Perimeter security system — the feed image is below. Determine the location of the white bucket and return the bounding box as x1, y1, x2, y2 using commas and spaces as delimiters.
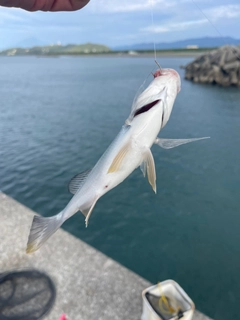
141, 280, 195, 320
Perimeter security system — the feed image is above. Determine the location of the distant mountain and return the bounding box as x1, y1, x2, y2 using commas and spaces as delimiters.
16, 37, 46, 48
0, 43, 111, 56
113, 37, 240, 51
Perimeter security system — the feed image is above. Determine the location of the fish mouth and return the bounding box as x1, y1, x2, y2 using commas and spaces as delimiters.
153, 69, 171, 78
153, 68, 179, 78
153, 69, 162, 78
153, 68, 181, 92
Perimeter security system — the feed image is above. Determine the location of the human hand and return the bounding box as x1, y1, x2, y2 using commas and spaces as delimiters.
0, 0, 90, 11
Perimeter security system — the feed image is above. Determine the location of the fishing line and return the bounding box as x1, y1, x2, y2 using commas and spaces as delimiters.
192, 0, 224, 40
149, 0, 162, 70
191, 0, 240, 61
130, 0, 162, 117
150, 0, 157, 62
132, 0, 161, 98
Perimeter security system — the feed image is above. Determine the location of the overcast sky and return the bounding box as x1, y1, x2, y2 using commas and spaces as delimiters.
0, 0, 240, 49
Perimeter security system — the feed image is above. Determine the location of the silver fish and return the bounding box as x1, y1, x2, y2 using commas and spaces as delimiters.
26, 68, 209, 253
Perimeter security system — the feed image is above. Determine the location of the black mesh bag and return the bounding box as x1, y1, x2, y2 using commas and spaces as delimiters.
0, 270, 56, 320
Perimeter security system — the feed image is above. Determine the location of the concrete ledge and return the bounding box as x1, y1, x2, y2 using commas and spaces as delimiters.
0, 193, 212, 320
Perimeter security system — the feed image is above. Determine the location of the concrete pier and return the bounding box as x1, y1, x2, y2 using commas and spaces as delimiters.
0, 192, 212, 320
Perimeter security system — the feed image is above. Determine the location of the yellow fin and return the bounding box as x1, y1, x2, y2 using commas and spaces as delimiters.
81, 208, 88, 218
80, 198, 99, 227
26, 243, 36, 254
108, 142, 131, 173
146, 149, 157, 193
26, 214, 63, 254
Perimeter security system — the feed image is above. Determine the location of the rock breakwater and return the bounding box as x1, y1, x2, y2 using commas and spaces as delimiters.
185, 45, 240, 87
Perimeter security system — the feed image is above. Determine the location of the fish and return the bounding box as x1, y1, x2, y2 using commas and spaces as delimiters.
26, 67, 209, 254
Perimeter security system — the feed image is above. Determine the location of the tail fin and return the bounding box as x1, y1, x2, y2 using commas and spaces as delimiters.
26, 212, 63, 254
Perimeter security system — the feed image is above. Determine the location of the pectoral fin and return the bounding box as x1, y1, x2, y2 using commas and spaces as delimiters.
108, 141, 131, 173
155, 137, 210, 149
145, 149, 157, 193
81, 198, 99, 227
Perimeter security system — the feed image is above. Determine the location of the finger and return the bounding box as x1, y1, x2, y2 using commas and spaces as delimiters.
0, 0, 90, 11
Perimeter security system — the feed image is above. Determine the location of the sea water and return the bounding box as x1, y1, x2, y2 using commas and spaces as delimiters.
0, 56, 240, 319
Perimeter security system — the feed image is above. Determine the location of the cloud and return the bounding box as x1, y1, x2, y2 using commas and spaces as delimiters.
88, 0, 175, 13
139, 3, 240, 35
87, 0, 216, 13
0, 8, 30, 23
0, 0, 239, 49
206, 5, 240, 20
142, 19, 207, 33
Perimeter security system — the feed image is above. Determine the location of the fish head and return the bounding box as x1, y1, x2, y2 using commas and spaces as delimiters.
152, 68, 181, 128
153, 68, 181, 94
127, 68, 181, 129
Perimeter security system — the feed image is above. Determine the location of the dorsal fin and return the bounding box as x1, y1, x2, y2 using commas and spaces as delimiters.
68, 169, 92, 194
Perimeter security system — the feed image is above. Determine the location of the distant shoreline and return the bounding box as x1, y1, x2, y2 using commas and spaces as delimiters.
0, 51, 209, 58
0, 45, 215, 58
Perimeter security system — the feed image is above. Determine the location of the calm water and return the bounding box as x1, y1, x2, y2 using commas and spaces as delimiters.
0, 56, 240, 319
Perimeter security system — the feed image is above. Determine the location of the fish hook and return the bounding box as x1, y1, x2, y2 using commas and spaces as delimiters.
155, 59, 162, 70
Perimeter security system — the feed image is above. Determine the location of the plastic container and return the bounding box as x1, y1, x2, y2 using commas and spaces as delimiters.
141, 280, 195, 320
